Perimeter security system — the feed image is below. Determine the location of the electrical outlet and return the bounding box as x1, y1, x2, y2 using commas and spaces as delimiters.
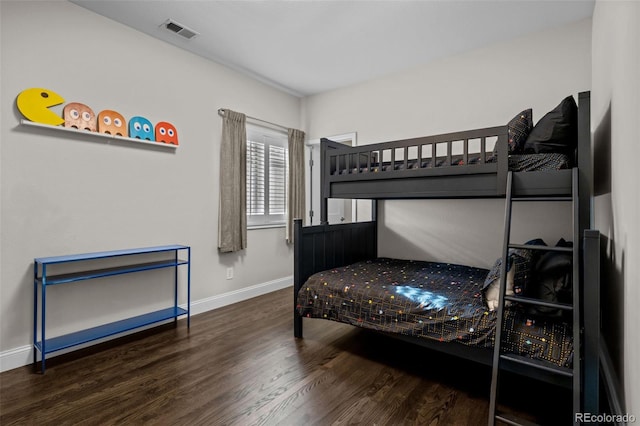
226, 267, 234, 280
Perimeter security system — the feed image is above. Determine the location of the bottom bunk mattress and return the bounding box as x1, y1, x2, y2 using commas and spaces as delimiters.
296, 258, 573, 368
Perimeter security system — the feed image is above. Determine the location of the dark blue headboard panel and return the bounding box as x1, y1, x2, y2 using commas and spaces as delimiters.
293, 219, 377, 337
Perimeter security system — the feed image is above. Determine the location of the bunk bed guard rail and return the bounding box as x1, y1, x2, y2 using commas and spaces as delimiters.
320, 126, 509, 208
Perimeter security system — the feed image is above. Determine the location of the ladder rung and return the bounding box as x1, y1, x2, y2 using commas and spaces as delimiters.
511, 197, 572, 202
504, 295, 573, 310
508, 244, 572, 253
499, 354, 574, 377
495, 412, 541, 426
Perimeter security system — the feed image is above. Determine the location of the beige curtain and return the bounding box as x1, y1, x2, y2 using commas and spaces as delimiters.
218, 110, 247, 253
287, 128, 306, 243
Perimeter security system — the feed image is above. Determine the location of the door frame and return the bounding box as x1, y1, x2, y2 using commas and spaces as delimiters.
306, 132, 357, 225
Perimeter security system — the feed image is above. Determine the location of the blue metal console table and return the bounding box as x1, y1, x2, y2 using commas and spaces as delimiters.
33, 245, 190, 373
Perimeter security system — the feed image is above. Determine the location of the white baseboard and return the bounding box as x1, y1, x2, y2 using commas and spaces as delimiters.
187, 276, 292, 315
0, 276, 292, 373
0, 345, 33, 374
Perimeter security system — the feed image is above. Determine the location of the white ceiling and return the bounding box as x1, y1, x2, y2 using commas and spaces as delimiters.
71, 0, 595, 97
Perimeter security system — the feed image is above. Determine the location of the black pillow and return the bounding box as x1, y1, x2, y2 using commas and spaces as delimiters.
523, 96, 577, 156
483, 238, 546, 294
494, 109, 533, 155
507, 109, 533, 154
524, 239, 573, 318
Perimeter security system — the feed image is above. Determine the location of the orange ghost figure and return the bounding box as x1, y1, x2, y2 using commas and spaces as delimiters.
97, 110, 127, 136
63, 102, 96, 131
155, 121, 179, 145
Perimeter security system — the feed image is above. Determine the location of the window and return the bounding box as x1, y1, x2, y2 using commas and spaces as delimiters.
246, 125, 288, 228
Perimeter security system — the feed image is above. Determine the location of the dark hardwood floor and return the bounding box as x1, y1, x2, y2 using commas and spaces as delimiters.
0, 288, 571, 425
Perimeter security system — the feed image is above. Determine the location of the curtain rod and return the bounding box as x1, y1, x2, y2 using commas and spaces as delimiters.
217, 108, 289, 132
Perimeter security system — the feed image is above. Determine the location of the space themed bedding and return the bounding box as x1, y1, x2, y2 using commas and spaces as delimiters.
296, 257, 573, 368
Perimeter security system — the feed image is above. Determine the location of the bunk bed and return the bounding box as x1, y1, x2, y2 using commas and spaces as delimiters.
294, 92, 599, 423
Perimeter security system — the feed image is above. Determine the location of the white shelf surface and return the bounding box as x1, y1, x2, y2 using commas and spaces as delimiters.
20, 119, 179, 149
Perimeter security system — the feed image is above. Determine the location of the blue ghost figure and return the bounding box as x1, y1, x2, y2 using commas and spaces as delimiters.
128, 116, 154, 141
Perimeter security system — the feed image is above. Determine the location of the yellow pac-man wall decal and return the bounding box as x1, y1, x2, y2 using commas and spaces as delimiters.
16, 88, 65, 126
16, 87, 179, 145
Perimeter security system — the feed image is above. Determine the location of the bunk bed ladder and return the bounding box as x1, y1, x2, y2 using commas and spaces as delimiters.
488, 169, 579, 426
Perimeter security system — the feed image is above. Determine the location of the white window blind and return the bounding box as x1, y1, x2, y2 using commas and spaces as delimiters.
247, 140, 265, 216
246, 125, 288, 227
268, 144, 287, 215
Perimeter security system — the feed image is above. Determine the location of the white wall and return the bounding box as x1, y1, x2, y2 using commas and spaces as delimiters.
304, 19, 592, 268
592, 0, 640, 416
0, 1, 298, 369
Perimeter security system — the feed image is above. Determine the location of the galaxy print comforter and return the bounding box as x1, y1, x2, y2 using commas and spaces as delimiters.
296, 258, 573, 367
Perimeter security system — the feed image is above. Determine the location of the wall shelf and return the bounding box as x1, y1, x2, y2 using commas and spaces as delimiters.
20, 119, 179, 149
33, 245, 190, 373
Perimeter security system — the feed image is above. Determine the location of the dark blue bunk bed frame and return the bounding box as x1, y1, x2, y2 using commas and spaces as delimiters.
294, 92, 599, 421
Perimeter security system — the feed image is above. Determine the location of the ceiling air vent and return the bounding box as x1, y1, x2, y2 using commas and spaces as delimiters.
162, 19, 199, 40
